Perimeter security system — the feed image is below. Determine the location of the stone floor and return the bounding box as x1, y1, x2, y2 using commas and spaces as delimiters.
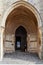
0, 51, 43, 64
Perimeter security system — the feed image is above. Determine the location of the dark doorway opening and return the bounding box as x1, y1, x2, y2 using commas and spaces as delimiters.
15, 26, 27, 52
15, 36, 21, 50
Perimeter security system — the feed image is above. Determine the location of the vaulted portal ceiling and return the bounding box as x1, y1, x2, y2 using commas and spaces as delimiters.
5, 6, 38, 34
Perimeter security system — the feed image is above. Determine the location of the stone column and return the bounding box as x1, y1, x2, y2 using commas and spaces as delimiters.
38, 27, 42, 59
0, 26, 4, 61
0, 0, 4, 61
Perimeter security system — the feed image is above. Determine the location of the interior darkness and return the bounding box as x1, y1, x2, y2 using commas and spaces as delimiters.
15, 26, 27, 52
15, 36, 21, 50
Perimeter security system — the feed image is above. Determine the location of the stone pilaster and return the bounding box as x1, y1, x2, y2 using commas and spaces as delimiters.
0, 0, 4, 60
37, 27, 42, 59
0, 26, 4, 60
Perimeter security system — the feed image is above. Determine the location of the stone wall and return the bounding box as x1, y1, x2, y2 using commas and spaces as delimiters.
39, 0, 43, 59
0, 0, 4, 60
1, 0, 40, 16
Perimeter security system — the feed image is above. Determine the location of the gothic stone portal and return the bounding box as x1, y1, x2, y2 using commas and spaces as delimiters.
0, 1, 42, 60
4, 5, 41, 55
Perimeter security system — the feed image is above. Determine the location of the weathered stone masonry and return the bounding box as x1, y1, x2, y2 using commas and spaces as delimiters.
0, 0, 43, 60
